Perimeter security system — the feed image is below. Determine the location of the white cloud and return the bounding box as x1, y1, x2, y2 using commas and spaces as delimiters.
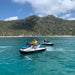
4, 16, 18, 21
12, 0, 75, 16
61, 13, 71, 19
68, 17, 75, 20
38, 14, 44, 17
60, 13, 75, 20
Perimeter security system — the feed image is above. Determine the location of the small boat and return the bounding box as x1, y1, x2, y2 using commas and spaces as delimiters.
19, 44, 46, 54
42, 43, 54, 46
42, 41, 54, 46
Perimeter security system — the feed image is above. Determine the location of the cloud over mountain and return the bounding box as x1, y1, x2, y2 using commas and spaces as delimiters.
4, 16, 18, 21
12, 0, 75, 16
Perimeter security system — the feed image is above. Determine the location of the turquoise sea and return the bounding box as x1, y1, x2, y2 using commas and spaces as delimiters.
0, 37, 75, 75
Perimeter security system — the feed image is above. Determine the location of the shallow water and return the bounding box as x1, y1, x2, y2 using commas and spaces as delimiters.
0, 37, 75, 75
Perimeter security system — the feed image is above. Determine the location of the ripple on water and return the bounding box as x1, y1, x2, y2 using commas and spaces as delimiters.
0, 37, 75, 75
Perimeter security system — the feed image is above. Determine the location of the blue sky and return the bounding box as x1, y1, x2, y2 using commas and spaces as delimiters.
0, 0, 75, 21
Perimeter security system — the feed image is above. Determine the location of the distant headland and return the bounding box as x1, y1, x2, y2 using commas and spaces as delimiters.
0, 15, 75, 36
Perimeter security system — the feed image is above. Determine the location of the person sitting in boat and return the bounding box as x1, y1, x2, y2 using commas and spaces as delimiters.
31, 39, 37, 50
44, 39, 49, 43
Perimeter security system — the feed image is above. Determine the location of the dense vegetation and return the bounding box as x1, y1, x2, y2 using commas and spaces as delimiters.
0, 15, 75, 36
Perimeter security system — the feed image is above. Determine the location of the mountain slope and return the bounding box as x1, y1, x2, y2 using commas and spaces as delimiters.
0, 15, 75, 36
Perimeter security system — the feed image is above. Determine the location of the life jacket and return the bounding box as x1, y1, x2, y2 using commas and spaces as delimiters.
32, 40, 37, 45
44, 39, 47, 42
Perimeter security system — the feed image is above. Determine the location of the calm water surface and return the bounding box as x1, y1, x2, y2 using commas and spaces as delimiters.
0, 37, 75, 75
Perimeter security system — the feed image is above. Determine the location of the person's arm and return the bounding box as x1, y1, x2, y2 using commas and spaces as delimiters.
36, 41, 38, 44
30, 41, 33, 44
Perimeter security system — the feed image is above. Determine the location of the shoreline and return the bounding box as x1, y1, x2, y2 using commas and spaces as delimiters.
0, 35, 75, 37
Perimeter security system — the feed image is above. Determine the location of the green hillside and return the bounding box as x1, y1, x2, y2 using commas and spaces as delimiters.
0, 15, 75, 36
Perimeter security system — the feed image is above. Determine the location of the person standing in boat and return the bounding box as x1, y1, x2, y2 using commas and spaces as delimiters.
31, 39, 37, 50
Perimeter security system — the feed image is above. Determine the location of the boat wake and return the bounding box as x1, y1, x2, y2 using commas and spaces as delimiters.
46, 46, 75, 52
24, 56, 32, 60
46, 46, 64, 51
0, 46, 11, 49
0, 46, 12, 53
